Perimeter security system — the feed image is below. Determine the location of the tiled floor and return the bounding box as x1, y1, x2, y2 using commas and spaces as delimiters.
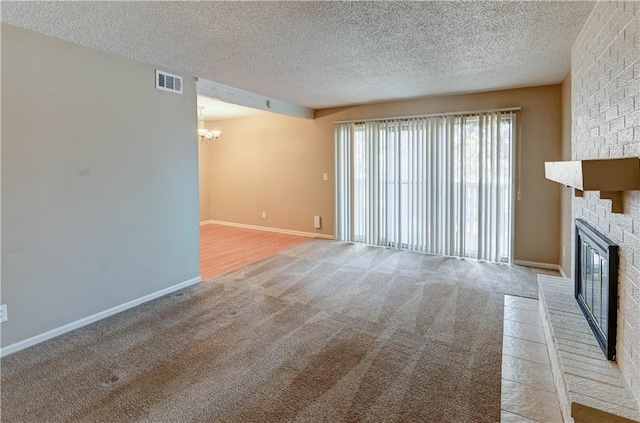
501, 295, 563, 422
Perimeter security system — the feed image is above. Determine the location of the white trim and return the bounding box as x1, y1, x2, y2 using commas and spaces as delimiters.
196, 78, 314, 119
0, 276, 202, 357
201, 220, 334, 240
513, 260, 562, 272
558, 266, 569, 279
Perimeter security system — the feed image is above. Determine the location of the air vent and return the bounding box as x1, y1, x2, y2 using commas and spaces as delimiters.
156, 70, 183, 94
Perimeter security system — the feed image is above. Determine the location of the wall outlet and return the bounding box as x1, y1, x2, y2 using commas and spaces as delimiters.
562, 245, 565, 258
323, 173, 328, 181
262, 211, 266, 219
314, 216, 321, 229
0, 304, 7, 323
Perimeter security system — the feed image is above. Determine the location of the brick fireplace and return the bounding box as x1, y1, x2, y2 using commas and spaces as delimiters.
571, 0, 640, 404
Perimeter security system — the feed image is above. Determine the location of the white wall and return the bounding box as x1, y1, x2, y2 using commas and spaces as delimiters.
570, 1, 640, 400
1, 24, 200, 349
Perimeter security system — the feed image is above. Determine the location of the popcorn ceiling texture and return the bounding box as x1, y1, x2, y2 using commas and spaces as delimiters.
571, 0, 640, 405
1, 1, 593, 109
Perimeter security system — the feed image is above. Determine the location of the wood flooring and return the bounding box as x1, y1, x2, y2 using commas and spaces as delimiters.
200, 223, 310, 280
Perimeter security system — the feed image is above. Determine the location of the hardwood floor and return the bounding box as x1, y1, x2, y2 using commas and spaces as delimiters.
200, 224, 310, 280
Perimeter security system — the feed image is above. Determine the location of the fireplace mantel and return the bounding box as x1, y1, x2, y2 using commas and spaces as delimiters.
544, 158, 640, 213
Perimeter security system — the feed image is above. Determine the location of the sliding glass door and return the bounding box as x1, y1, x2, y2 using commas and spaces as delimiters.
335, 111, 516, 263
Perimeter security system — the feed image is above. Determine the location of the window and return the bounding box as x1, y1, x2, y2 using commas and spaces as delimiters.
335, 111, 516, 263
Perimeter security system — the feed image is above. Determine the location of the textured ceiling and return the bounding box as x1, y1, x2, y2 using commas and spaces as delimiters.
2, 1, 595, 109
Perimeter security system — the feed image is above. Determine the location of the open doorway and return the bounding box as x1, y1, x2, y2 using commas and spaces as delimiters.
196, 95, 310, 280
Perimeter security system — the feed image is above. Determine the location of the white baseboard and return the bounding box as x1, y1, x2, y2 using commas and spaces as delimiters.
558, 267, 569, 279
0, 276, 202, 357
200, 220, 334, 240
514, 260, 562, 273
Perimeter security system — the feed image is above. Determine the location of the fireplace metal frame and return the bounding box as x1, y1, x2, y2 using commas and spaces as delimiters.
574, 218, 619, 360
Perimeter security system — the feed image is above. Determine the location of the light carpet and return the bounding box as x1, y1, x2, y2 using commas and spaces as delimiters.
1, 240, 553, 422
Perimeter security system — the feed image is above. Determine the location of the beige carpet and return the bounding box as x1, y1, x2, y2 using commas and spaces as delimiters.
1, 240, 551, 422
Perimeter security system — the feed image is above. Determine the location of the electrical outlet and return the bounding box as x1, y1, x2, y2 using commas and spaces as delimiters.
262, 211, 266, 219
314, 216, 321, 229
323, 173, 328, 181
0, 304, 7, 323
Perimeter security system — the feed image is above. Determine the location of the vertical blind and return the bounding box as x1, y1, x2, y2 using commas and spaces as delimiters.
334, 111, 516, 263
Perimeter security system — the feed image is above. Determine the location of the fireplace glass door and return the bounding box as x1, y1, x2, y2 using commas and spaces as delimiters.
575, 218, 618, 360
579, 241, 608, 340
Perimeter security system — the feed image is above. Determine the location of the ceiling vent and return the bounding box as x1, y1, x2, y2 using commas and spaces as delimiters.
156, 70, 183, 94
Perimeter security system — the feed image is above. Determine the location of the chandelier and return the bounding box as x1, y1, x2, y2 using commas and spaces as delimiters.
198, 107, 221, 143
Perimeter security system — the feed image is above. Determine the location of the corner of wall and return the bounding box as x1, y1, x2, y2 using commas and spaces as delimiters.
560, 72, 573, 278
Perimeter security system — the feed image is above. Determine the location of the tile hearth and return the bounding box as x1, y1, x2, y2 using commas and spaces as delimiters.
538, 275, 640, 423
501, 295, 563, 422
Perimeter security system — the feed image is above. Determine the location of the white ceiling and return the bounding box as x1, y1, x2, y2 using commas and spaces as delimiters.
2, 1, 595, 110
197, 95, 269, 121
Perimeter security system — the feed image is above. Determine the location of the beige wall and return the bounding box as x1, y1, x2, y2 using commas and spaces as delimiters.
1, 24, 200, 348
199, 112, 334, 236
570, 1, 640, 402
560, 73, 573, 277
198, 141, 211, 221
201, 84, 563, 264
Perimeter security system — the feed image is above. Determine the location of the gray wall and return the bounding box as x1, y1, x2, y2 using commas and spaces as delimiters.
1, 24, 200, 348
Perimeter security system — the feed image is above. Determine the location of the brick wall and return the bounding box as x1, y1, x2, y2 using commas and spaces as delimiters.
572, 0, 640, 403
